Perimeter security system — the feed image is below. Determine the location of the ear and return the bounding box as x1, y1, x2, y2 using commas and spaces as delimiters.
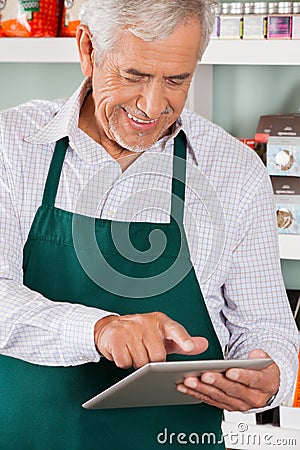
76, 25, 95, 77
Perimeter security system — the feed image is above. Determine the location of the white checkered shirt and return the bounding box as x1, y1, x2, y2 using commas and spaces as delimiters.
0, 79, 298, 409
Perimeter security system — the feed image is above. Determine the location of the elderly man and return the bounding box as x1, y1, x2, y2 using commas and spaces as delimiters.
0, 0, 298, 449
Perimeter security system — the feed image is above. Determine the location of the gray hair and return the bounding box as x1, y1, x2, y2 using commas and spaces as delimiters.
80, 0, 218, 63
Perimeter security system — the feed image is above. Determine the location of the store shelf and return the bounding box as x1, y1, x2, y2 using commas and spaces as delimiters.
0, 38, 79, 63
202, 39, 300, 65
222, 421, 300, 449
0, 38, 300, 64
279, 235, 300, 260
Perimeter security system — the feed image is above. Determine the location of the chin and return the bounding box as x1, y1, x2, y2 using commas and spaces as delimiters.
117, 138, 154, 153
112, 130, 163, 153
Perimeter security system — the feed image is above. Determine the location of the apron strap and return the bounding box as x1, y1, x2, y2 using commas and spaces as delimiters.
41, 132, 187, 213
42, 136, 69, 206
171, 130, 187, 224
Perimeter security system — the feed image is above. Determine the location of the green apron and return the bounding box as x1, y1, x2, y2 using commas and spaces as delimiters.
0, 131, 225, 449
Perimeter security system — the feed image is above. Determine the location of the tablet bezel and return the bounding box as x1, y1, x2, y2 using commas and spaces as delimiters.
82, 358, 273, 410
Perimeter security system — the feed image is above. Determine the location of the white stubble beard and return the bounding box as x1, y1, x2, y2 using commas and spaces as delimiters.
108, 105, 173, 153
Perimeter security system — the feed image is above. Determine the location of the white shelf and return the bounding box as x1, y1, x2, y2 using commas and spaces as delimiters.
0, 38, 300, 64
202, 39, 300, 65
279, 235, 300, 260
0, 38, 79, 63
222, 421, 300, 449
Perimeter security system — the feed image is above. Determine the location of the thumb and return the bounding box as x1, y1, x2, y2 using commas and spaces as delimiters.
166, 336, 208, 355
248, 348, 269, 359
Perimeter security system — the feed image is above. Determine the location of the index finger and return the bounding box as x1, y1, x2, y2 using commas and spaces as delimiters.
162, 319, 196, 352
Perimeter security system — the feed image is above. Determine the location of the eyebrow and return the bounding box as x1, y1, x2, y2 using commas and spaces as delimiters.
124, 68, 191, 80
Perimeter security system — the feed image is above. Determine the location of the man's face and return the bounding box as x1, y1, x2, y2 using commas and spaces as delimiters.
88, 18, 201, 153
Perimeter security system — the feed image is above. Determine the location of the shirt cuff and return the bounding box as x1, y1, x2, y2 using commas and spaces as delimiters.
61, 304, 118, 366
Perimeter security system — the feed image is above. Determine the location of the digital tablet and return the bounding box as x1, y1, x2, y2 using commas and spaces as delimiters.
82, 358, 272, 410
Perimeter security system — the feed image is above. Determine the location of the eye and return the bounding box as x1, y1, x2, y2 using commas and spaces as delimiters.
166, 78, 185, 87
124, 76, 143, 83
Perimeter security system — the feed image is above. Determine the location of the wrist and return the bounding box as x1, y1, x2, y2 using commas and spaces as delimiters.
94, 315, 117, 354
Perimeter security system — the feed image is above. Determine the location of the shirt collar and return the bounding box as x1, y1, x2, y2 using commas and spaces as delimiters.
25, 78, 91, 145
25, 78, 199, 166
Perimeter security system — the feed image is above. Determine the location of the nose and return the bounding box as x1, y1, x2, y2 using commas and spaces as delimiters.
136, 81, 170, 120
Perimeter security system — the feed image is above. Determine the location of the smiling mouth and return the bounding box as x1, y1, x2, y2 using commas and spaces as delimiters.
126, 112, 159, 125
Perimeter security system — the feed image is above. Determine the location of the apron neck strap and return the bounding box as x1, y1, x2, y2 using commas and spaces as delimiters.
42, 136, 69, 206
171, 130, 187, 224
42, 132, 188, 216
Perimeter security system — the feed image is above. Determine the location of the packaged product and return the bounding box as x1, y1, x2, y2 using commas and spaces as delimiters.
267, 137, 300, 177
1, 0, 61, 37
272, 176, 300, 235
60, 0, 84, 37
0, 0, 6, 35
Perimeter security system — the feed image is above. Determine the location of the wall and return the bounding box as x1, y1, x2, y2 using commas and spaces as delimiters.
213, 65, 300, 138
0, 63, 83, 110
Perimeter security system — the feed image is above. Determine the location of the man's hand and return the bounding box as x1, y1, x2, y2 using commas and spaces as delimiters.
94, 312, 208, 369
176, 349, 280, 411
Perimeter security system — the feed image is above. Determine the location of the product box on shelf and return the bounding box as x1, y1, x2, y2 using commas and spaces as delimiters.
256, 114, 300, 142
243, 2, 268, 39
254, 114, 300, 174
0, 0, 61, 37
267, 137, 300, 176
267, 4, 293, 39
60, 0, 84, 37
272, 176, 300, 235
238, 138, 256, 150
293, 2, 300, 38
219, 2, 244, 39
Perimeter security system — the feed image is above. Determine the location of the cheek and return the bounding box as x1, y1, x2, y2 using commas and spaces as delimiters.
93, 95, 111, 125
94, 86, 140, 120
92, 92, 119, 126
169, 89, 190, 114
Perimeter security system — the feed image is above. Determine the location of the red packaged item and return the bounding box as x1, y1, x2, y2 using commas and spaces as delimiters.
0, 0, 6, 36
60, 0, 83, 37
238, 138, 256, 150
1, 0, 61, 37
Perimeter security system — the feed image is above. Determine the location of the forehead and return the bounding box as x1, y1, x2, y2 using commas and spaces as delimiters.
110, 18, 201, 73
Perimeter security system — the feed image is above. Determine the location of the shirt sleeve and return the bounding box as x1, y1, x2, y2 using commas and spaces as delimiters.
0, 146, 115, 367
222, 160, 299, 409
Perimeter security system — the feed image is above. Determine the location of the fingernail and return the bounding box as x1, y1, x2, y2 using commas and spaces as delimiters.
184, 340, 195, 352
227, 369, 239, 381
184, 379, 197, 389
177, 385, 187, 394
202, 374, 215, 384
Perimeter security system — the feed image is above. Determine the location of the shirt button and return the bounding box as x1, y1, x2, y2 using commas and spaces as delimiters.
81, 355, 92, 362
108, 210, 116, 218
